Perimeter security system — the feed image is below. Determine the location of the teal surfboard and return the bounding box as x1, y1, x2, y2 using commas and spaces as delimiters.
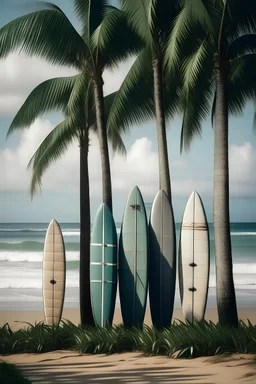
149, 190, 176, 327
90, 203, 117, 327
119, 185, 148, 327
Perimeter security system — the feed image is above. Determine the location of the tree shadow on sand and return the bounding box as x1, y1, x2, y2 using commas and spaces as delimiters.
14, 359, 216, 383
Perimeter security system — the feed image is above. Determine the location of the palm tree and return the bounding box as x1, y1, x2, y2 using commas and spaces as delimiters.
7, 75, 125, 326
0, 0, 141, 212
166, 0, 256, 326
107, 0, 181, 202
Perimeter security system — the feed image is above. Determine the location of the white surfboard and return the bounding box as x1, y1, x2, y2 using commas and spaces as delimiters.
43, 219, 66, 326
179, 191, 210, 323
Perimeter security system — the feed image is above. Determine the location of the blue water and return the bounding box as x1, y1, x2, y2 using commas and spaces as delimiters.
0, 222, 255, 309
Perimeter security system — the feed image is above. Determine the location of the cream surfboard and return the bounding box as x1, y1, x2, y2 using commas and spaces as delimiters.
179, 191, 210, 323
43, 219, 66, 326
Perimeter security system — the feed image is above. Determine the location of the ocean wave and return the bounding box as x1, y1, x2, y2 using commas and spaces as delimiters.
0, 241, 80, 252
0, 251, 79, 262
231, 232, 256, 236
63, 231, 80, 236
0, 269, 79, 289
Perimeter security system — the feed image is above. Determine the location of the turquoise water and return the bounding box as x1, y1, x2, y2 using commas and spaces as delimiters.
0, 222, 255, 309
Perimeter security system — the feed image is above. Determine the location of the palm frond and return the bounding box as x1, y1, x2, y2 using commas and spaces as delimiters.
91, 9, 143, 68
228, 53, 256, 115
121, 0, 152, 43
103, 91, 126, 156
8, 76, 79, 136
226, 0, 256, 38
73, 0, 109, 41
227, 34, 256, 60
182, 38, 212, 94
106, 48, 155, 136
179, 70, 214, 153
0, 6, 86, 67
28, 117, 78, 196
165, 0, 216, 72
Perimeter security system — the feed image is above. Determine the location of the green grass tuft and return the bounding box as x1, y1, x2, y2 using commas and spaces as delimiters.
0, 361, 31, 383
1, 319, 256, 358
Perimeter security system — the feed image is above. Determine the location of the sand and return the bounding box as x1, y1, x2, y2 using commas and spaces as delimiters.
1, 306, 256, 329
1, 351, 256, 383
1, 307, 256, 383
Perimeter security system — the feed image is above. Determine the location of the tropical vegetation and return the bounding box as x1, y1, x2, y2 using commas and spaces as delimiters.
166, 0, 256, 326
1, 320, 256, 357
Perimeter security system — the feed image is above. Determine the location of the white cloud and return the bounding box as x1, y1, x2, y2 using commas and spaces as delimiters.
0, 120, 180, 199
0, 53, 77, 115
1, 120, 254, 200
229, 142, 256, 197
0, 53, 134, 116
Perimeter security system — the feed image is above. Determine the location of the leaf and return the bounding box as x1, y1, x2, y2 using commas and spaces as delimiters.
28, 117, 78, 197
73, 0, 109, 41
165, 0, 216, 72
8, 75, 79, 136
228, 53, 256, 116
106, 48, 155, 136
179, 64, 214, 153
227, 34, 256, 60
91, 8, 143, 68
121, 0, 152, 43
0, 6, 86, 67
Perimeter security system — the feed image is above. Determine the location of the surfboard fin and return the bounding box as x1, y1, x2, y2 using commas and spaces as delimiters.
188, 287, 197, 292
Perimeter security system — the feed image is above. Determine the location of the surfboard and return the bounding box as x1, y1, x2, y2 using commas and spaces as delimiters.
179, 191, 210, 323
90, 203, 117, 327
149, 190, 176, 327
119, 185, 148, 327
43, 219, 66, 326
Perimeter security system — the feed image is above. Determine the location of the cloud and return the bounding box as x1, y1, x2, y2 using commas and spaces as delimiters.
229, 142, 256, 197
0, 119, 181, 199
1, 119, 254, 200
0, 54, 77, 115
0, 53, 134, 116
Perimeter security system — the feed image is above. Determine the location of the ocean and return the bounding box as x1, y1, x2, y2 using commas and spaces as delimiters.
0, 222, 255, 310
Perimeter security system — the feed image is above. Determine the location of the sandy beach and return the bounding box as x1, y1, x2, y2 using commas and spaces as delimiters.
1, 307, 256, 383
1, 350, 255, 383
1, 306, 256, 329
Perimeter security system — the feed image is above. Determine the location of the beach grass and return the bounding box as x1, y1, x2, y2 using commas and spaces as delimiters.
1, 320, 256, 358
0, 361, 31, 383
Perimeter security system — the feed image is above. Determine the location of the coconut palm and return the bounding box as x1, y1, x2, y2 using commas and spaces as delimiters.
0, 0, 141, 212
166, 0, 256, 326
107, 0, 181, 202
7, 74, 125, 326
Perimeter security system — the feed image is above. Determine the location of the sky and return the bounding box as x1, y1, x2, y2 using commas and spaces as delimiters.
0, 0, 255, 223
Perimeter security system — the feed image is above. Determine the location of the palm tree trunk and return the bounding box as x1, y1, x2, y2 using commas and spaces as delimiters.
152, 57, 172, 202
79, 134, 95, 326
214, 62, 238, 326
94, 75, 113, 212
